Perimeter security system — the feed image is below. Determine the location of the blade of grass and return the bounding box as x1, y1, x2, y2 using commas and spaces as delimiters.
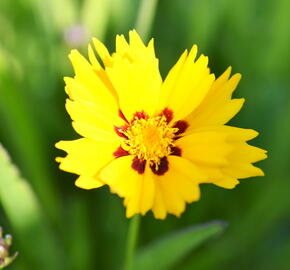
134, 221, 226, 270
66, 196, 92, 270
135, 0, 159, 41
0, 144, 64, 270
0, 48, 60, 223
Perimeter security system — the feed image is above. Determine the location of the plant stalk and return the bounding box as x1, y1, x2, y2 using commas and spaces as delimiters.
123, 215, 141, 270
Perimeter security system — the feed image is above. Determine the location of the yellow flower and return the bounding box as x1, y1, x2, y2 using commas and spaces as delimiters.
56, 30, 267, 219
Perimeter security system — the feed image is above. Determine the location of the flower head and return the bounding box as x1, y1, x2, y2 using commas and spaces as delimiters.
56, 30, 267, 219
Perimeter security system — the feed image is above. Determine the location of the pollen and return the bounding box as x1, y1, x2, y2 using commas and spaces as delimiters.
121, 115, 178, 168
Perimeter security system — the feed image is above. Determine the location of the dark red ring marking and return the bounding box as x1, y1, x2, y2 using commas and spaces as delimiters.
113, 146, 129, 158
132, 157, 146, 174
150, 157, 169, 175
170, 146, 182, 156
118, 109, 129, 123
115, 108, 186, 176
133, 111, 148, 121
114, 125, 128, 139
160, 108, 173, 123
173, 120, 189, 136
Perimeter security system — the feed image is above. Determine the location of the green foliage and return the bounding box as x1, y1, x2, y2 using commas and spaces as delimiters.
0, 0, 289, 269
0, 145, 63, 269
134, 221, 226, 270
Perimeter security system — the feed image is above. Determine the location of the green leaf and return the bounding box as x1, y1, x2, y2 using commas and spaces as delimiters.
0, 144, 64, 270
134, 221, 226, 270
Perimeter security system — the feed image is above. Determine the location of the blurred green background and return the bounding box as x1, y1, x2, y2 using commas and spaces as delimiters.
0, 0, 289, 269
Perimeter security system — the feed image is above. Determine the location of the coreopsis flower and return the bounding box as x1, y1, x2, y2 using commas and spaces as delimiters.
56, 30, 267, 219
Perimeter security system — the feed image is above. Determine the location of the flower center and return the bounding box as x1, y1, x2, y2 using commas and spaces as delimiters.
121, 116, 178, 168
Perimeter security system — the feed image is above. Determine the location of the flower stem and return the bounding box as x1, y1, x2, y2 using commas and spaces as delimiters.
123, 215, 141, 270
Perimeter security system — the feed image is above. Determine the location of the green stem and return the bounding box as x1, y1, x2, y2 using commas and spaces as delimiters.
123, 215, 141, 270
135, 0, 159, 41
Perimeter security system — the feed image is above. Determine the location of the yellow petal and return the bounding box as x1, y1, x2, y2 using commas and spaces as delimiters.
55, 138, 119, 177
229, 143, 267, 163
222, 142, 267, 179
213, 177, 240, 189
106, 31, 162, 120
152, 183, 167, 219
176, 131, 232, 166
65, 99, 121, 137
88, 44, 102, 70
106, 52, 162, 120
191, 125, 259, 142
139, 167, 155, 215
92, 38, 112, 66
98, 156, 155, 217
189, 126, 266, 187
72, 121, 119, 142
152, 156, 204, 218
159, 45, 215, 120
223, 163, 264, 179
157, 50, 188, 111
116, 34, 129, 55
186, 69, 243, 129
67, 50, 118, 112
75, 175, 103, 189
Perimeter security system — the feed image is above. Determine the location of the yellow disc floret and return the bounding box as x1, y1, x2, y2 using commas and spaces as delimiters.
121, 116, 178, 168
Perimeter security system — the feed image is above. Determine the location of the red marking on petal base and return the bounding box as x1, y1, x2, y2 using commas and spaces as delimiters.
170, 146, 182, 156
133, 111, 148, 120
113, 146, 129, 158
118, 109, 128, 123
114, 125, 128, 139
150, 157, 169, 175
173, 120, 189, 135
160, 108, 173, 123
132, 157, 146, 174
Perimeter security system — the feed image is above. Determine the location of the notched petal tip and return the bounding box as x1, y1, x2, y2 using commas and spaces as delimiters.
153, 212, 167, 220
75, 175, 104, 190
234, 72, 242, 80
255, 167, 265, 177
226, 65, 232, 74
181, 49, 189, 58
68, 49, 80, 61
247, 129, 259, 140
209, 73, 216, 82
214, 178, 240, 189
125, 208, 137, 219
129, 29, 147, 48
199, 53, 208, 63
92, 38, 111, 63
63, 76, 71, 82
88, 44, 102, 69
230, 73, 242, 88
128, 29, 140, 38
187, 45, 198, 61
148, 38, 154, 47
239, 97, 245, 104
128, 29, 137, 34
55, 141, 65, 150
116, 34, 129, 52
63, 76, 75, 88
55, 157, 63, 163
